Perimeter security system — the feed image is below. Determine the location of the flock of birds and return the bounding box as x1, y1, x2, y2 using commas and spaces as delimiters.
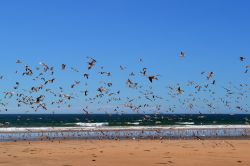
0, 53, 249, 116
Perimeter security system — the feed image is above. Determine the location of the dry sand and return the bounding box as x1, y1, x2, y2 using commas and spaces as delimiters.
0, 139, 250, 166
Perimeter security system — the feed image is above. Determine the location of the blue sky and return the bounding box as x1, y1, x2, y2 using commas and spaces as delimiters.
0, 0, 250, 114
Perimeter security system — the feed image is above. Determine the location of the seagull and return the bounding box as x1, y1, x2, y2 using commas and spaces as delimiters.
148, 76, 158, 83
176, 87, 184, 95
120, 65, 126, 70
36, 95, 45, 103
99, 71, 111, 76
71, 67, 79, 72
107, 83, 112, 87
240, 56, 246, 62
126, 79, 136, 88
39, 62, 49, 72
207, 72, 214, 80
97, 87, 106, 93
179, 51, 185, 58
87, 57, 96, 70
16, 60, 22, 64
129, 72, 135, 76
23, 65, 33, 76
82, 108, 89, 115
61, 64, 66, 70
141, 68, 147, 76
4, 92, 15, 98
83, 73, 89, 79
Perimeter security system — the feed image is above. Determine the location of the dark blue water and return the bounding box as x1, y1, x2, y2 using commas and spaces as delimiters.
0, 114, 250, 127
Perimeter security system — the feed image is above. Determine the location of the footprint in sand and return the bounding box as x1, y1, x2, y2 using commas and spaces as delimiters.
22, 148, 41, 153
86, 148, 96, 150
163, 156, 172, 159
156, 161, 174, 165
0, 162, 9, 164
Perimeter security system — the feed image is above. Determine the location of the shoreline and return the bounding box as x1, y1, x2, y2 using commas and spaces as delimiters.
1, 125, 250, 133
1, 125, 250, 142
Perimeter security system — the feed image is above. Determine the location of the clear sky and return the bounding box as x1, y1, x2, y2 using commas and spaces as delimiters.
0, 0, 249, 114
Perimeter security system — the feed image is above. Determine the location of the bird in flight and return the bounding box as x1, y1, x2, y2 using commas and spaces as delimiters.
240, 56, 246, 62
61, 64, 66, 70
148, 76, 158, 83
179, 51, 185, 58
87, 57, 96, 70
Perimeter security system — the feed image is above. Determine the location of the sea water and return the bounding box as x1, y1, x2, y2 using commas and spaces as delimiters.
0, 114, 250, 141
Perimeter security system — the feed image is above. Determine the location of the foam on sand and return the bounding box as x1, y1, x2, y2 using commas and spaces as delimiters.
0, 125, 250, 133
0, 125, 250, 142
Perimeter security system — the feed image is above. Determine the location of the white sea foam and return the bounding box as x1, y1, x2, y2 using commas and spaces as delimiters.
75, 122, 109, 127
126, 122, 140, 125
175, 122, 195, 125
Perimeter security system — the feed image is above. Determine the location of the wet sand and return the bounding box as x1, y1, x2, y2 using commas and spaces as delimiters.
0, 140, 250, 166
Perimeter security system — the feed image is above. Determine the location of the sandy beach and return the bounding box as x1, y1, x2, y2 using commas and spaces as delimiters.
0, 140, 249, 166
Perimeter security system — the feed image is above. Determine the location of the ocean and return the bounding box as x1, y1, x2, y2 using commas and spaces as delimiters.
0, 114, 250, 141
1, 114, 250, 127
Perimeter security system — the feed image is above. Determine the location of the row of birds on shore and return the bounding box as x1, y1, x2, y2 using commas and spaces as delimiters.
0, 52, 249, 115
